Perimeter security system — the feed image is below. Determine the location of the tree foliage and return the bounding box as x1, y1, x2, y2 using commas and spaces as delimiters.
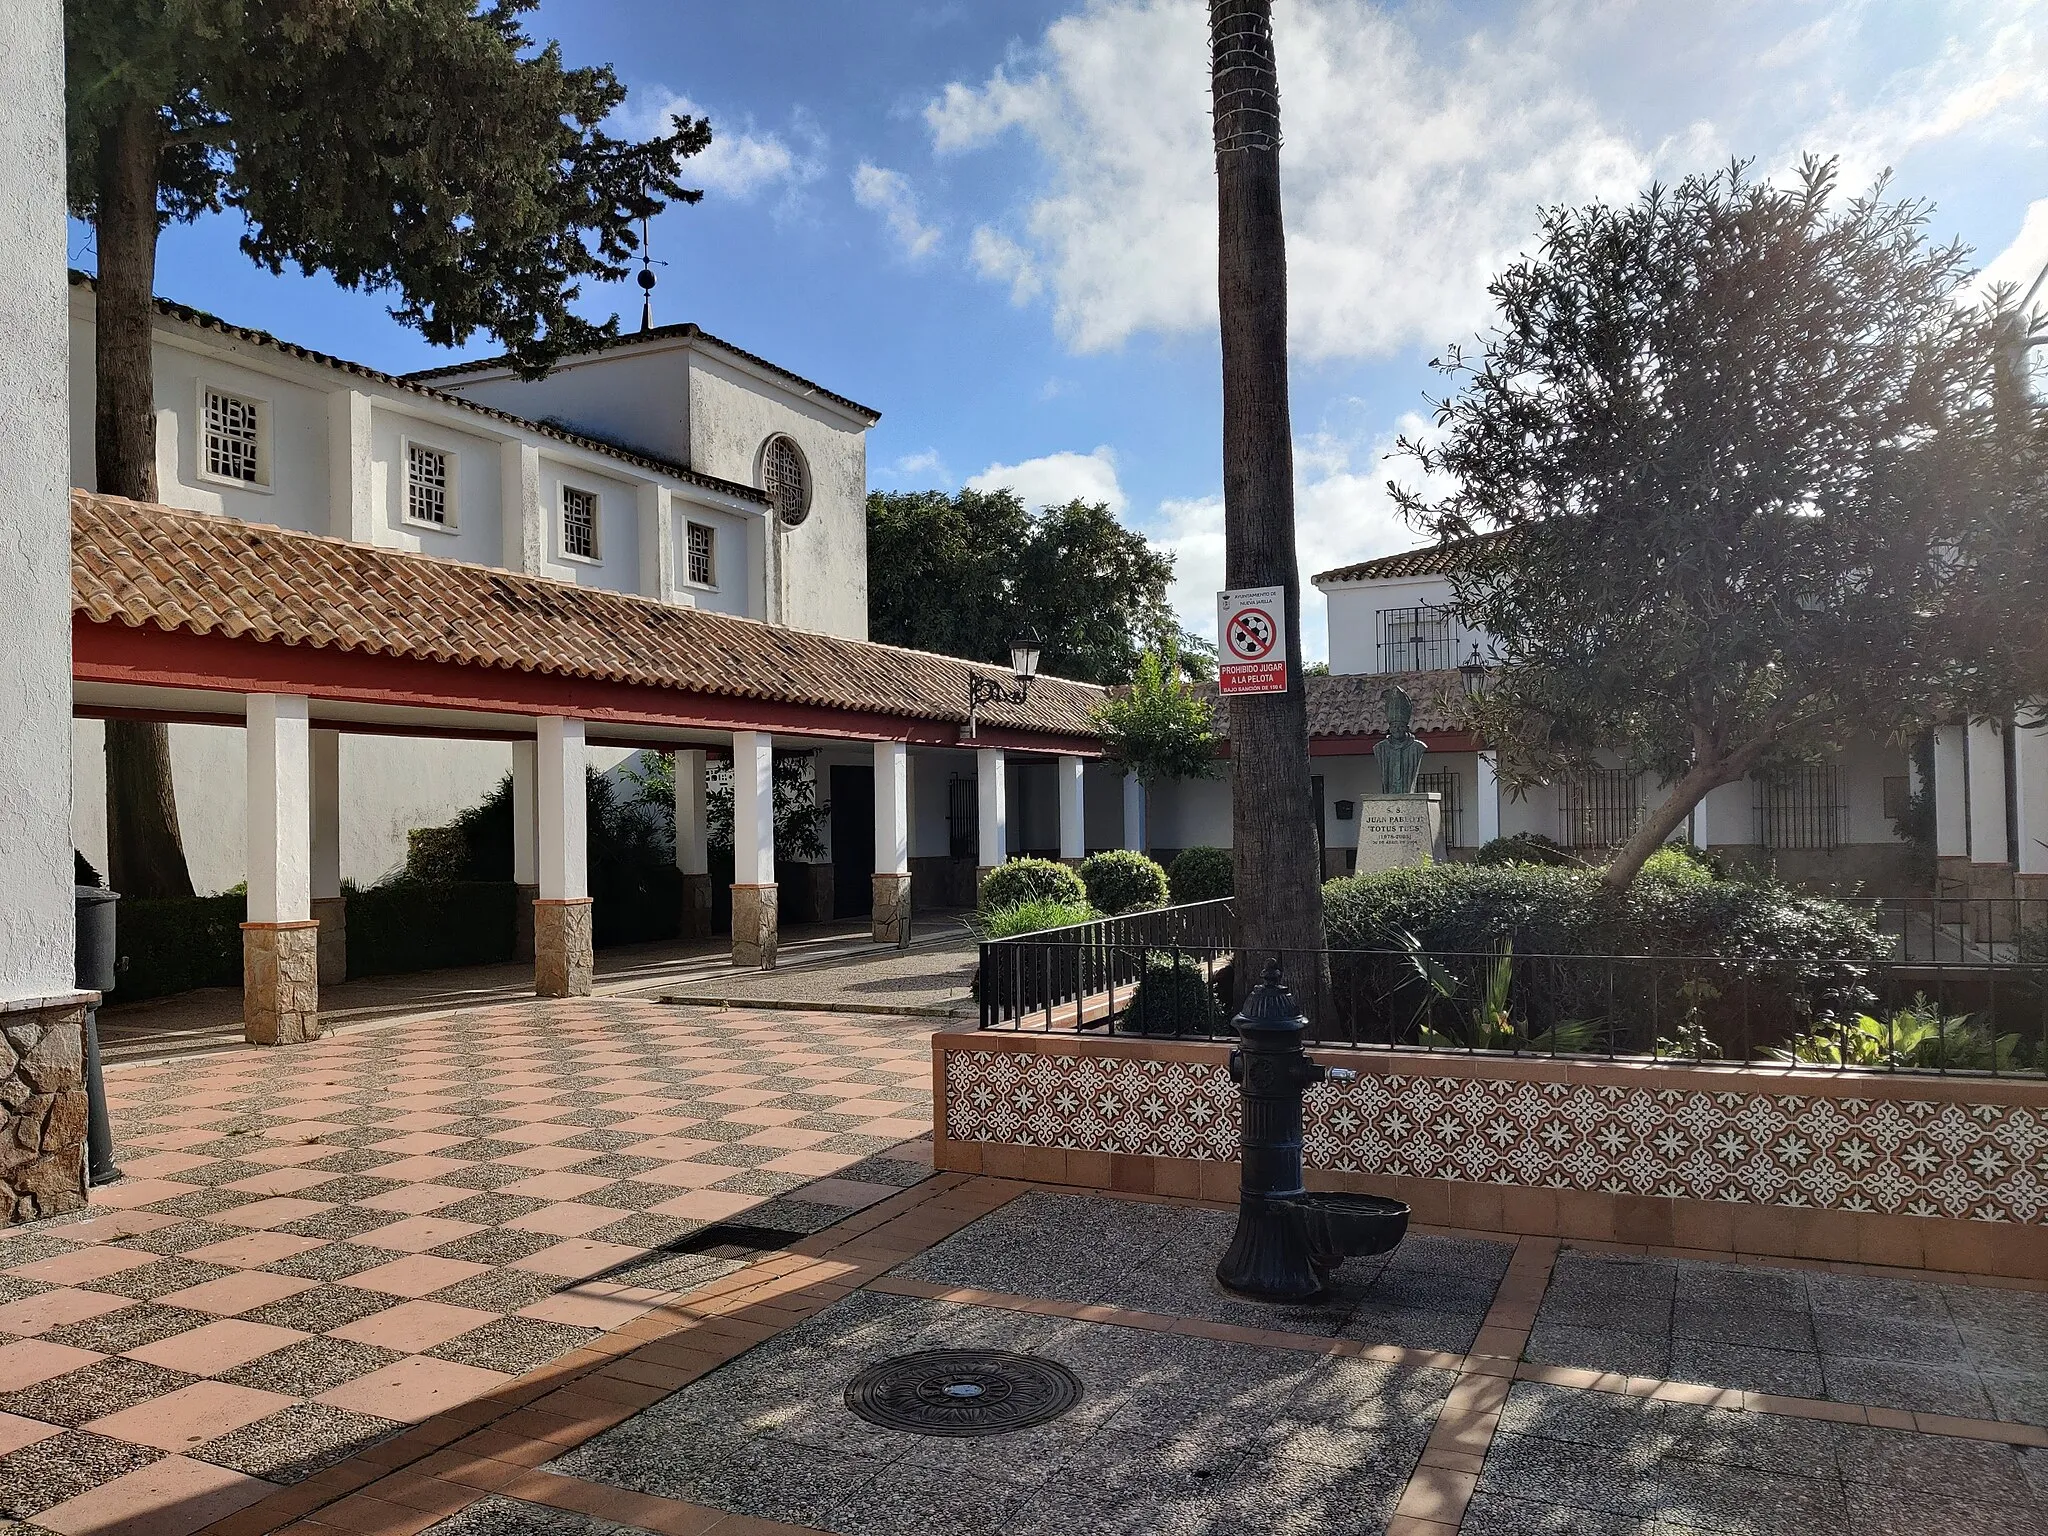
66, 0, 709, 375
866, 488, 1205, 685
1092, 644, 1221, 788
1395, 158, 2038, 889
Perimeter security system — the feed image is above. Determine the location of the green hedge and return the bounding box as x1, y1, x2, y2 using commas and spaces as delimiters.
346, 881, 518, 979
111, 893, 246, 1004
1167, 846, 1233, 904
1080, 850, 1169, 915
980, 858, 1085, 912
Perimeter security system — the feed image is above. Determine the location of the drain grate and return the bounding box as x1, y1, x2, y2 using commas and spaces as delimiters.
844, 1350, 1083, 1438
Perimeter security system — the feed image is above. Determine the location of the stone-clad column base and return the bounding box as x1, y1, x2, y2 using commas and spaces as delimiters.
732, 883, 779, 970
872, 873, 913, 944
242, 922, 321, 1047
311, 897, 347, 988
681, 874, 714, 941
2018, 873, 2048, 905
513, 884, 539, 963
534, 898, 594, 998
0, 994, 91, 1225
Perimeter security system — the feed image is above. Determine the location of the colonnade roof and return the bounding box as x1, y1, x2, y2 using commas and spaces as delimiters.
70, 492, 1105, 751
1200, 668, 1479, 747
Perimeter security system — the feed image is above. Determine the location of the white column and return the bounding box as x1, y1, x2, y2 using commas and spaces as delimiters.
733, 730, 775, 885
326, 391, 373, 542
1121, 770, 1146, 852
674, 749, 708, 876
1968, 717, 2009, 865
977, 747, 1007, 869
1057, 756, 1086, 861
639, 482, 674, 601
1476, 751, 1502, 847
1933, 727, 1969, 861
511, 740, 538, 887
2014, 712, 2048, 877
246, 695, 311, 924
536, 717, 587, 900
876, 742, 909, 875
501, 441, 544, 576
309, 729, 341, 900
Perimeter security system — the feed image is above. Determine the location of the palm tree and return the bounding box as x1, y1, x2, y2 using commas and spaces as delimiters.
1210, 0, 1327, 973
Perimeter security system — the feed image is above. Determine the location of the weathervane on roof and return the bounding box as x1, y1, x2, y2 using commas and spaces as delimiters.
636, 210, 663, 333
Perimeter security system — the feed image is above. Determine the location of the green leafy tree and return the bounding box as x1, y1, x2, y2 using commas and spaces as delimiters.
67, 0, 708, 895
1093, 644, 1219, 854
866, 488, 1205, 684
1396, 158, 2031, 891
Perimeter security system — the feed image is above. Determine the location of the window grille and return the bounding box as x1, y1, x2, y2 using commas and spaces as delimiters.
763, 436, 809, 526
947, 776, 977, 861
1375, 604, 1455, 672
561, 486, 598, 560
203, 389, 261, 483
1754, 766, 1843, 850
686, 522, 715, 586
1415, 770, 1464, 848
406, 444, 449, 526
1560, 769, 1640, 849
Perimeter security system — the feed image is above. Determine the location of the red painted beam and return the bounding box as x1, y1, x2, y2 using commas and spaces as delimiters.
72, 618, 1103, 758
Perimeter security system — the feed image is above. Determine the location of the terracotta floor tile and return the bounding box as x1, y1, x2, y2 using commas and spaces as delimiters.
738, 1127, 834, 1151
85, 1378, 297, 1452
81, 1178, 200, 1210
212, 1197, 336, 1232
505, 1203, 623, 1239
54, 1211, 179, 1244
647, 1191, 765, 1223
316, 1354, 513, 1423
797, 1179, 902, 1211
342, 1255, 490, 1299
237, 1143, 335, 1169
35, 1454, 276, 1536
516, 1289, 658, 1331
331, 1300, 499, 1353
125, 1318, 309, 1375
759, 1150, 855, 1177
513, 1241, 647, 1280
181, 1232, 328, 1270
500, 1171, 615, 1201
853, 1117, 931, 1138
607, 1117, 704, 1139
221, 1166, 334, 1197
157, 1270, 320, 1318
492, 1123, 586, 1148
371, 1155, 476, 1183
492, 1145, 600, 1172
633, 1163, 741, 1191
0, 1288, 133, 1336
5, 1247, 161, 1287
362, 1217, 486, 1255
0, 1409, 62, 1459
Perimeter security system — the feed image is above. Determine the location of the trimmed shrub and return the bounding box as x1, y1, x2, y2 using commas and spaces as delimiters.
972, 897, 1097, 941
110, 893, 246, 1004
1473, 832, 1576, 868
969, 898, 1097, 1008
979, 857, 1086, 913
1168, 846, 1234, 905
1639, 844, 1714, 886
347, 881, 518, 978
1080, 850, 1169, 915
1121, 951, 1223, 1036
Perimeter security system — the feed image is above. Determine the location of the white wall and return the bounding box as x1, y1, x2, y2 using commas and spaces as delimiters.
442, 347, 690, 465
669, 499, 754, 618
0, 3, 72, 999
1321, 574, 1468, 677
369, 409, 504, 565
1147, 771, 1233, 852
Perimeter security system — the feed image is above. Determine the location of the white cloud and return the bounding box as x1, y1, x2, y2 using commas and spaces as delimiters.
882, 448, 953, 485
967, 447, 1126, 512
1972, 198, 2048, 304
970, 226, 1043, 304
617, 88, 821, 200
853, 163, 942, 259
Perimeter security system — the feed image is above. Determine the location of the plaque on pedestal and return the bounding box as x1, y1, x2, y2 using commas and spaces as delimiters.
1353, 793, 1444, 874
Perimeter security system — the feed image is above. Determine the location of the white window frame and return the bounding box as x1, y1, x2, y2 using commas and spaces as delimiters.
558, 479, 604, 564
195, 380, 273, 492
399, 436, 459, 532
683, 519, 717, 589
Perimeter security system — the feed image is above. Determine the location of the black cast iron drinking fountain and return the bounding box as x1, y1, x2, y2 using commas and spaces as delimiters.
1216, 959, 1407, 1301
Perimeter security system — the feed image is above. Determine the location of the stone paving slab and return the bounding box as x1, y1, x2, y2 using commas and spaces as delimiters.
660, 934, 978, 1016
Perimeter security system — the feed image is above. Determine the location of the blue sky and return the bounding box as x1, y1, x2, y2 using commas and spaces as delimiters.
87, 0, 2048, 661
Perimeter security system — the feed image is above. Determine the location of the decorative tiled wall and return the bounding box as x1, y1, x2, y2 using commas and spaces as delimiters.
943, 1044, 2048, 1227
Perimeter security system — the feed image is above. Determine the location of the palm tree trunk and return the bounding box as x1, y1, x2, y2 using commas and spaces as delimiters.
1210, 0, 1327, 987
95, 96, 195, 899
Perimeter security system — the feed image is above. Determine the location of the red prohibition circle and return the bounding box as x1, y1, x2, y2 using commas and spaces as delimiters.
1225, 606, 1277, 661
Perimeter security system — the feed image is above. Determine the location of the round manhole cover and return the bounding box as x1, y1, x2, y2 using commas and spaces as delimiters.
844, 1350, 1083, 1438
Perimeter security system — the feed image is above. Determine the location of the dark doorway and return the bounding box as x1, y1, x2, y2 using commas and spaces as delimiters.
830, 765, 875, 919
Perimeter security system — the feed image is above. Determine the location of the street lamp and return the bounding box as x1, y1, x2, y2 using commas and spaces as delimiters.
1459, 645, 1487, 701
968, 628, 1043, 738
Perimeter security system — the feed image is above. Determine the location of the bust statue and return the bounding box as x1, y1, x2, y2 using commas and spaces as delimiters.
1374, 687, 1428, 794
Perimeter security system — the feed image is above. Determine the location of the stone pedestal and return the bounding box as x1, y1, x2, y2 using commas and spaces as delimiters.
0, 994, 91, 1225
1352, 795, 1444, 875
242, 922, 321, 1046
873, 873, 913, 944
2018, 873, 2048, 906
534, 898, 594, 998
514, 884, 539, 962
681, 873, 714, 941
733, 883, 779, 970
311, 897, 348, 987
1936, 856, 1972, 899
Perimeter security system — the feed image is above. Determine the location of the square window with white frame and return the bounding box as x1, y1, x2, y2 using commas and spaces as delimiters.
405, 442, 453, 528
685, 521, 715, 586
561, 484, 599, 560
202, 387, 265, 486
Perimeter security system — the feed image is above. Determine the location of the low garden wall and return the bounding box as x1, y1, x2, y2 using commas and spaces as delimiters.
933, 1026, 2048, 1281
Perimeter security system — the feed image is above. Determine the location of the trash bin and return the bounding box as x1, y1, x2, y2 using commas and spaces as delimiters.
73, 886, 121, 1186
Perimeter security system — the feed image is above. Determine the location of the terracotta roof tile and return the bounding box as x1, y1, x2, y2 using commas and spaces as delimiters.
72, 492, 1103, 740
1311, 530, 1514, 585
1205, 669, 1474, 739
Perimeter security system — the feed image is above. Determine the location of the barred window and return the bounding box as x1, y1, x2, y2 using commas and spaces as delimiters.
685, 521, 715, 586
1754, 766, 1844, 850
1560, 768, 1641, 849
561, 485, 598, 560
203, 389, 262, 484
1376, 604, 1455, 672
761, 435, 810, 526
1415, 770, 1465, 848
405, 444, 449, 526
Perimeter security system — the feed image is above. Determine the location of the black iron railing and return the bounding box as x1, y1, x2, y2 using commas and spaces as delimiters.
1846, 896, 2048, 963
976, 900, 1235, 1032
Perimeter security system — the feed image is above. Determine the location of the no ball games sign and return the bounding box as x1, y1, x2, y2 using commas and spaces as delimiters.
1217, 585, 1289, 696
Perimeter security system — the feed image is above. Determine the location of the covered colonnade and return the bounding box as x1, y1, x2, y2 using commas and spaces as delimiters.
70, 491, 1125, 1042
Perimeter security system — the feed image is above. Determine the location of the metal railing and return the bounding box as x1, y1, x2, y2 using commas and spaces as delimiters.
1375, 605, 1458, 672
978, 919, 2048, 1076
1847, 896, 2048, 963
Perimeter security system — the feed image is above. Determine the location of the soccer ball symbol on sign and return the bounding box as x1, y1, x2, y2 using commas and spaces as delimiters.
1227, 607, 1276, 661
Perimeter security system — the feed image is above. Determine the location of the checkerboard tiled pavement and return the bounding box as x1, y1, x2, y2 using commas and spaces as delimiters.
0, 1000, 934, 1534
